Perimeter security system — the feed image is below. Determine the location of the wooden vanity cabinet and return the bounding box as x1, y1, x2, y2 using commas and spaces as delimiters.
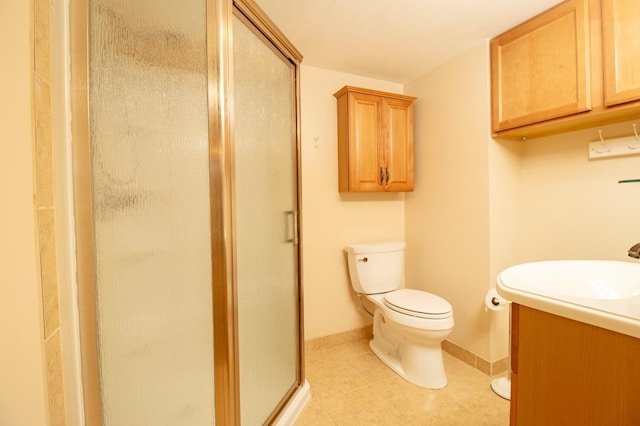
334, 86, 416, 192
509, 303, 640, 425
491, 0, 640, 140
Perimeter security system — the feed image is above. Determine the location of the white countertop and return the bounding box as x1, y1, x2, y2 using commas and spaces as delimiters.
496, 260, 640, 339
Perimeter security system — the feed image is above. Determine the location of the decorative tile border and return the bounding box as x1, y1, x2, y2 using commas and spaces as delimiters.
441, 340, 508, 376
305, 326, 373, 353
306, 327, 507, 377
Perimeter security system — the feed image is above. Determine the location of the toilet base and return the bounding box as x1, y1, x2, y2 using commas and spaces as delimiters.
370, 337, 448, 389
369, 307, 449, 389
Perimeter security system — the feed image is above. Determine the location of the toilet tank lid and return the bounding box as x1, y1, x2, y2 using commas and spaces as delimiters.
345, 242, 406, 254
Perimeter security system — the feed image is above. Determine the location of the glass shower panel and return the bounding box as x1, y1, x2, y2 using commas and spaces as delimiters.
88, 0, 214, 424
233, 14, 299, 425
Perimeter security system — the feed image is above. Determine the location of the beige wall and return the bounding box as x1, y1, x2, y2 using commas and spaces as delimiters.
300, 66, 405, 340
404, 42, 496, 360
0, 1, 49, 425
519, 121, 640, 262
488, 137, 523, 360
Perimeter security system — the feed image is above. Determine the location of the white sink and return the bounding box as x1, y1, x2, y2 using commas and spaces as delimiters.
497, 260, 640, 339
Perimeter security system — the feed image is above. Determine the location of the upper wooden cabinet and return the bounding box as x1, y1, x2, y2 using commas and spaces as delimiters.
491, 0, 591, 133
334, 86, 416, 192
602, 0, 640, 106
491, 0, 640, 140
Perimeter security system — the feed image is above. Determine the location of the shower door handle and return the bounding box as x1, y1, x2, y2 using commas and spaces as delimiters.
285, 210, 298, 244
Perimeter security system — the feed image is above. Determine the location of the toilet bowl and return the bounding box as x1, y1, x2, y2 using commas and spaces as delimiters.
345, 242, 454, 389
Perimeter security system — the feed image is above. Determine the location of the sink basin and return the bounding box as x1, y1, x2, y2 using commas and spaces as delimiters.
497, 260, 640, 339
500, 260, 640, 300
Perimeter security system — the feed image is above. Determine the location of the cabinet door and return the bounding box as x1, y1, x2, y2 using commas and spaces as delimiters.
491, 0, 590, 132
347, 92, 384, 191
382, 98, 414, 192
602, 0, 640, 106
515, 306, 640, 425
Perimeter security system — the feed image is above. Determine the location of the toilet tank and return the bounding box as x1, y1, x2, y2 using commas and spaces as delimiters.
345, 242, 405, 294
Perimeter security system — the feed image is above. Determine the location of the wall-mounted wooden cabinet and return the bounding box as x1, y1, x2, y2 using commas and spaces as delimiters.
491, 0, 591, 133
334, 86, 416, 192
491, 0, 640, 140
602, 0, 640, 106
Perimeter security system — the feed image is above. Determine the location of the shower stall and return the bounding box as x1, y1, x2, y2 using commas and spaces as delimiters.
65, 0, 306, 423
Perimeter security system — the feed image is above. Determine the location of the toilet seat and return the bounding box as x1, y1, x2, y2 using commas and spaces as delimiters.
384, 289, 452, 319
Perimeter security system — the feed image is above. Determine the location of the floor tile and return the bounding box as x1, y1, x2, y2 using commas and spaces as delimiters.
298, 337, 509, 425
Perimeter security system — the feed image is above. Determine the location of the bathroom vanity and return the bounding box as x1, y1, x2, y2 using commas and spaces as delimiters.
497, 260, 640, 425
510, 303, 640, 425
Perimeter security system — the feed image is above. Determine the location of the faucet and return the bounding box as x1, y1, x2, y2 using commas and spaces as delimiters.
628, 242, 640, 259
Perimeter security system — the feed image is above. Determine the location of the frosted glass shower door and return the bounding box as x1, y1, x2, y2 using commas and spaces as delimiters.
87, 0, 214, 424
233, 13, 301, 425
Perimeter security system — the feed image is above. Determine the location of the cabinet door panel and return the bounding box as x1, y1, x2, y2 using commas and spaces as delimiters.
491, 0, 590, 132
382, 98, 414, 191
603, 0, 640, 106
349, 92, 382, 191
515, 306, 640, 425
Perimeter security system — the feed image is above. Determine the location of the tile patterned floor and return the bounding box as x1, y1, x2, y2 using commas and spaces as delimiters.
296, 335, 510, 425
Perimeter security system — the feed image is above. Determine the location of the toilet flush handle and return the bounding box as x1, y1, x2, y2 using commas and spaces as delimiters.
358, 257, 368, 262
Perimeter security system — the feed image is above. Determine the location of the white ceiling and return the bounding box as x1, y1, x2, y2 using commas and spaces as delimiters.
256, 0, 563, 84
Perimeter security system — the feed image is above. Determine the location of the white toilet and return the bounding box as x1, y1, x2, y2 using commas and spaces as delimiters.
345, 242, 454, 389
